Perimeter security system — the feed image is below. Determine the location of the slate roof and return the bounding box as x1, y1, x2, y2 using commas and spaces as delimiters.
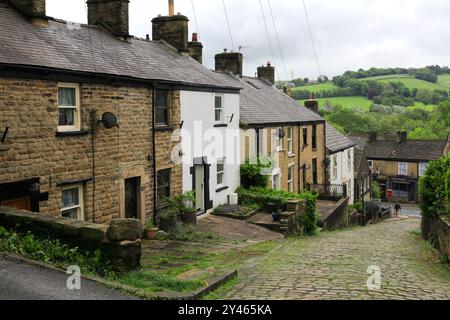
326, 123, 354, 153
349, 135, 446, 162
238, 76, 324, 125
0, 1, 241, 90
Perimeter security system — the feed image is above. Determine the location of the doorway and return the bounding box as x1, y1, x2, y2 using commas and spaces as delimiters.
125, 177, 140, 219
1, 196, 31, 211
194, 165, 205, 212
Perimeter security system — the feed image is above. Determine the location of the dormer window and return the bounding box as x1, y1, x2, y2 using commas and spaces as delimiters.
58, 83, 80, 132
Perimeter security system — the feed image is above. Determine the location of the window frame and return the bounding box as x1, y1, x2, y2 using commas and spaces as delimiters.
419, 162, 428, 177
398, 162, 408, 176
216, 158, 225, 187
287, 127, 293, 154
332, 155, 338, 180
287, 165, 294, 192
347, 150, 352, 173
214, 95, 224, 123
61, 184, 84, 221
368, 160, 373, 168
272, 173, 280, 190
312, 125, 317, 150
155, 89, 170, 126
57, 83, 81, 132
302, 127, 308, 147
157, 168, 171, 203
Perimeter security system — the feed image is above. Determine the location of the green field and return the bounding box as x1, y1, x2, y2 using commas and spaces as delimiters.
363, 74, 450, 90
292, 82, 339, 92
298, 96, 373, 111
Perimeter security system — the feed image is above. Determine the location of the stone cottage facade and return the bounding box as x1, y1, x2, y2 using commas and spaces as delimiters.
213, 53, 327, 193
0, 0, 240, 223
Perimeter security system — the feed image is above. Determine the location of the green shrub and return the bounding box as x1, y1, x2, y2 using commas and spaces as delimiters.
371, 181, 382, 199
236, 187, 319, 234
419, 154, 450, 218
240, 158, 272, 189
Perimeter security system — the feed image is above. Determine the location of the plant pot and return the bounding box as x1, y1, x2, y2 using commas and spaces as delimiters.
145, 228, 159, 240
272, 213, 281, 222
182, 210, 197, 225
159, 216, 178, 232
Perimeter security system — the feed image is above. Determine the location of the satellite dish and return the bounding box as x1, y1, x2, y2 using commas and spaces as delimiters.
278, 129, 286, 139
100, 112, 118, 129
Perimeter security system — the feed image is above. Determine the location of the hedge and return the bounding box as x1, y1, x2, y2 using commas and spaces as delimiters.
419, 154, 450, 218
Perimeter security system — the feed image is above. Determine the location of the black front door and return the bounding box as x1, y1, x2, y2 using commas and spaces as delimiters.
125, 177, 139, 219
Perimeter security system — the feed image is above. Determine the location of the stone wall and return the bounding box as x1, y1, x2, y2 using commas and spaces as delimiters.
421, 215, 450, 263
0, 206, 142, 272
319, 197, 349, 231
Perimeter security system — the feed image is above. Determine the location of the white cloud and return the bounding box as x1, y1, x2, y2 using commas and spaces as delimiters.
46, 0, 450, 80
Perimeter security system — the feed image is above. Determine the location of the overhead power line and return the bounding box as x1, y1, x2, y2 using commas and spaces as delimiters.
222, 0, 235, 51
267, 0, 289, 81
302, 0, 322, 78
258, 0, 280, 81
190, 0, 201, 40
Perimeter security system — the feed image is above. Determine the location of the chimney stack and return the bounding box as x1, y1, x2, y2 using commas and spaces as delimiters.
87, 0, 130, 39
396, 131, 408, 144
283, 84, 292, 97
369, 131, 378, 143
169, 0, 175, 16
8, 0, 47, 26
257, 62, 275, 85
304, 93, 319, 114
214, 49, 243, 77
152, 0, 189, 52
187, 33, 203, 64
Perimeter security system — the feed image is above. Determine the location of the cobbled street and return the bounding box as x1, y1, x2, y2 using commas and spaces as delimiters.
220, 219, 450, 300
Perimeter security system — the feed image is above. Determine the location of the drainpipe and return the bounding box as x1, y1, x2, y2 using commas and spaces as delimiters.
152, 86, 157, 225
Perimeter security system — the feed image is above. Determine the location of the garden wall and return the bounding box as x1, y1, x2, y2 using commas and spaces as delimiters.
0, 206, 142, 272
421, 215, 450, 263
319, 197, 349, 231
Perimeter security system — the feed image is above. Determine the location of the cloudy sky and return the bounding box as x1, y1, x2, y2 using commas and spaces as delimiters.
46, 0, 450, 81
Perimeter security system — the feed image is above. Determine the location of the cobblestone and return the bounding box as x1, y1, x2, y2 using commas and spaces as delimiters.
220, 219, 450, 300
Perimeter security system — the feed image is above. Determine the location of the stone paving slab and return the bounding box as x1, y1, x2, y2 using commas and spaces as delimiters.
219, 219, 450, 300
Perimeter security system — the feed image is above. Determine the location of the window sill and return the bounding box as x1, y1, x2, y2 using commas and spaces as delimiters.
214, 123, 228, 128
288, 153, 296, 157
56, 130, 90, 137
216, 186, 229, 193
154, 125, 174, 132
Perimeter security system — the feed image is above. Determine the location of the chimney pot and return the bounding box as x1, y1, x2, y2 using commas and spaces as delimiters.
396, 131, 408, 143
192, 32, 198, 42
369, 131, 378, 143
169, 0, 175, 16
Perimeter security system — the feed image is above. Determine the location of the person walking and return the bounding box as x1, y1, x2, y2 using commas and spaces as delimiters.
394, 202, 402, 217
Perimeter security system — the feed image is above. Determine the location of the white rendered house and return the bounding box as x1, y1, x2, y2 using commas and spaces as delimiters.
180, 89, 241, 213
326, 123, 355, 204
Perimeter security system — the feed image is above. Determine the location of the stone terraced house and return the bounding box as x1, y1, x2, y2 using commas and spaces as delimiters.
212, 51, 327, 193
350, 132, 450, 203
0, 0, 241, 223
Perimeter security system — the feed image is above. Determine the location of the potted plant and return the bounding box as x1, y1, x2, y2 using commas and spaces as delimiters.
175, 191, 198, 225
158, 207, 179, 232
272, 209, 282, 222
181, 206, 198, 224
144, 219, 159, 240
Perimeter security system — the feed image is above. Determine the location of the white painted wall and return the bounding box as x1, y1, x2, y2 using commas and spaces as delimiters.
180, 91, 241, 211
329, 147, 355, 204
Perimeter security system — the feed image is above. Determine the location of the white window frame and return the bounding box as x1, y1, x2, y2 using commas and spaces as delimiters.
214, 95, 224, 123
217, 157, 225, 187
419, 162, 428, 177
61, 184, 84, 221
272, 174, 280, 190
274, 127, 283, 151
368, 160, 373, 168
398, 162, 408, 176
347, 150, 352, 173
333, 155, 338, 180
57, 83, 81, 132
287, 127, 293, 154
287, 165, 294, 192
